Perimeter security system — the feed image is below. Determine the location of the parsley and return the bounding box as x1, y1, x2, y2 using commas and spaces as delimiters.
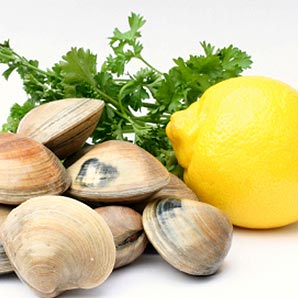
0, 13, 252, 177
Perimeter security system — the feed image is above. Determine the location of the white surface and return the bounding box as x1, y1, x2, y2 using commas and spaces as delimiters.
0, 0, 298, 297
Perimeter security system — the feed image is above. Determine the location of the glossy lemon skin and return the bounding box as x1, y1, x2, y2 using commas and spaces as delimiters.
166, 76, 298, 229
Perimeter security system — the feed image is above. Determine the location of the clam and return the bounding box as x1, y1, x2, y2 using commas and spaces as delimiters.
62, 144, 93, 168
0, 204, 13, 275
142, 198, 233, 276
95, 206, 148, 268
132, 173, 199, 212
150, 173, 199, 201
0, 204, 12, 225
0, 133, 71, 205
0, 195, 116, 298
0, 244, 10, 275
66, 140, 170, 203
17, 98, 104, 159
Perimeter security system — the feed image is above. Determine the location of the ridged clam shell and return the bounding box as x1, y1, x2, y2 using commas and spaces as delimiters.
143, 198, 233, 276
66, 140, 170, 203
17, 98, 104, 159
0, 195, 116, 298
95, 206, 148, 268
0, 205, 13, 275
0, 133, 71, 205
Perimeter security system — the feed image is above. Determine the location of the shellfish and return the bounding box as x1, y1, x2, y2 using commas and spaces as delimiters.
0, 133, 71, 205
131, 173, 199, 212
66, 140, 170, 203
0, 204, 13, 275
95, 206, 148, 268
17, 98, 104, 159
0, 195, 116, 297
142, 198, 233, 276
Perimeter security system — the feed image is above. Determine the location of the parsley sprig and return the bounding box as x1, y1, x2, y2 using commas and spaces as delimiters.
0, 12, 252, 176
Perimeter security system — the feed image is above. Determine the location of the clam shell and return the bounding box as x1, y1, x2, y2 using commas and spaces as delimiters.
63, 144, 93, 168
132, 173, 199, 212
66, 140, 170, 203
0, 243, 11, 275
0, 204, 12, 224
0, 195, 116, 297
0, 133, 71, 205
95, 206, 148, 268
142, 198, 233, 276
150, 173, 199, 201
0, 205, 13, 275
17, 98, 104, 159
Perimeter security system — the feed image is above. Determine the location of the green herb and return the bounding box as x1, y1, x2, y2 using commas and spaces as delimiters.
0, 12, 252, 177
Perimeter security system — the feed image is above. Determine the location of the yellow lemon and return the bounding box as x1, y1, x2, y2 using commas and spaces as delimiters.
166, 76, 298, 229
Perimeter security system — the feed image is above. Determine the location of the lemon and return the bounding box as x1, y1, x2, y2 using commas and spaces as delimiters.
166, 76, 298, 229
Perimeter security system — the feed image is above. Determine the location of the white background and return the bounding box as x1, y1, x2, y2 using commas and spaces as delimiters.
0, 0, 298, 297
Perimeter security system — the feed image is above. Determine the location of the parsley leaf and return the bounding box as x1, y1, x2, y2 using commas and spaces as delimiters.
59, 48, 97, 85
104, 12, 146, 76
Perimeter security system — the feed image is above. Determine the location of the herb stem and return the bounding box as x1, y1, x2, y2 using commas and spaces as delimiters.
141, 102, 159, 109
92, 84, 119, 107
89, 81, 132, 121
11, 51, 51, 77
137, 55, 163, 75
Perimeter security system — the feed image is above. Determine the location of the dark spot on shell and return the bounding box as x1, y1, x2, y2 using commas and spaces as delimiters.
157, 198, 182, 215
156, 198, 182, 224
76, 158, 119, 187
116, 230, 144, 249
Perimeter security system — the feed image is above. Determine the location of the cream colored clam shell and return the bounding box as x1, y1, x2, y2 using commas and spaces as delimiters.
0, 205, 13, 274
67, 140, 170, 203
143, 198, 233, 276
0, 195, 116, 297
17, 98, 104, 159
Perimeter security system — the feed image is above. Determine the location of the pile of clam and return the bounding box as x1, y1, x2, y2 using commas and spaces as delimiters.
0, 98, 233, 297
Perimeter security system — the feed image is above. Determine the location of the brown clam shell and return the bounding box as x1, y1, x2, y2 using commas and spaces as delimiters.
17, 98, 104, 159
66, 140, 170, 203
0, 133, 71, 205
95, 206, 148, 268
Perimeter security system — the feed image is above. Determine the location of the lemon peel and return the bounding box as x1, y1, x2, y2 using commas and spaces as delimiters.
166, 76, 298, 229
